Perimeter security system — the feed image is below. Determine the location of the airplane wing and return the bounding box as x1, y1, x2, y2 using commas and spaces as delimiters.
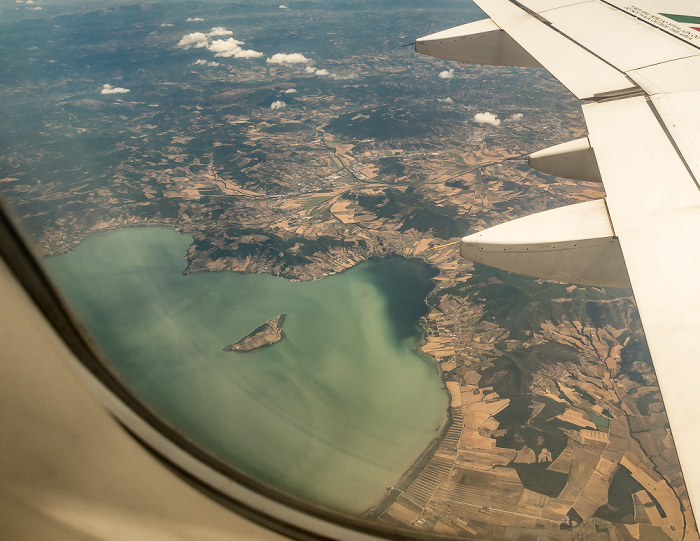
417, 0, 700, 517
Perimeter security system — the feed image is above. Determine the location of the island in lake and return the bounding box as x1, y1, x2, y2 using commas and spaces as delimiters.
224, 314, 286, 353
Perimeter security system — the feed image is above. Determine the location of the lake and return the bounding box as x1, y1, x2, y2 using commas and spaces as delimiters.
46, 226, 447, 514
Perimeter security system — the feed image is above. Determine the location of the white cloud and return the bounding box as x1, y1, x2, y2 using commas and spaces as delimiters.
473, 112, 501, 126
305, 66, 332, 77
270, 100, 287, 111
302, 65, 356, 80
267, 53, 311, 64
331, 72, 358, 80
194, 59, 219, 66
177, 32, 208, 49
232, 48, 264, 59
26, 5, 41, 9
177, 28, 263, 59
208, 37, 245, 56
208, 26, 233, 37
186, 17, 204, 22
283, 88, 297, 94
279, 4, 289, 8
160, 23, 174, 27
504, 113, 524, 123
438, 97, 454, 104
438, 68, 454, 79
101, 83, 130, 95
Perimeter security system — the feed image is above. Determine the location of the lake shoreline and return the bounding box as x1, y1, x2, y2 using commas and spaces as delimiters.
363, 373, 452, 518
47, 224, 452, 515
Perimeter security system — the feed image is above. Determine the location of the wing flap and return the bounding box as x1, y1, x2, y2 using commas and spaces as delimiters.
471, 0, 700, 100
629, 56, 700, 95
583, 96, 700, 510
470, 0, 634, 99
651, 91, 700, 184
542, 1, 699, 71
518, 0, 592, 13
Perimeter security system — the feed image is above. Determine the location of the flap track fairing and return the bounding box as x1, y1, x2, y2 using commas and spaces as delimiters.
528, 137, 603, 183
460, 200, 630, 287
415, 19, 541, 68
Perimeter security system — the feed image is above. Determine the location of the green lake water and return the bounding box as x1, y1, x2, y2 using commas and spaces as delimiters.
46, 227, 447, 514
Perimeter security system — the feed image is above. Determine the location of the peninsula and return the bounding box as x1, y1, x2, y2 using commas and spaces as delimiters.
224, 314, 286, 353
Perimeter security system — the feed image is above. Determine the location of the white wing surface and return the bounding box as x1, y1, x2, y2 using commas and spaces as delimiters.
417, 0, 700, 524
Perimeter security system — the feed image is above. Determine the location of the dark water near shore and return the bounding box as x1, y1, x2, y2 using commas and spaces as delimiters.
47, 226, 447, 514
